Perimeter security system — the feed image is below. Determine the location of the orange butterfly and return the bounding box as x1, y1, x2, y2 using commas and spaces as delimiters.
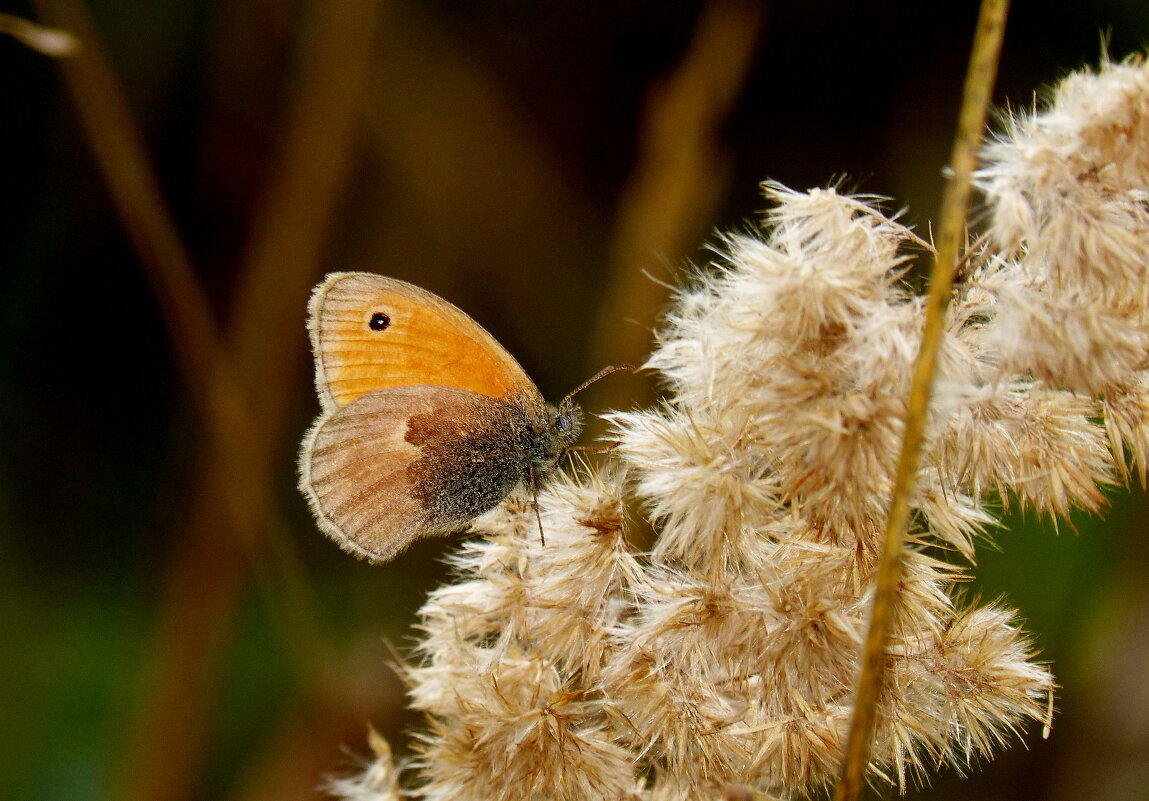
298, 273, 582, 563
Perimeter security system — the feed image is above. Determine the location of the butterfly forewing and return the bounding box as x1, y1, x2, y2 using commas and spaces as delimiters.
308, 273, 540, 413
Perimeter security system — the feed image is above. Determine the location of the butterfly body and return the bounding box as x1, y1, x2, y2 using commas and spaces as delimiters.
299, 272, 580, 563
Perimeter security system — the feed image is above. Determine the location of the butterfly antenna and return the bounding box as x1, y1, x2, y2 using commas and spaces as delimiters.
559, 364, 635, 409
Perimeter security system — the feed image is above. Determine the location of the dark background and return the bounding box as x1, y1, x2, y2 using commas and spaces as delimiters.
1, 1, 1147, 800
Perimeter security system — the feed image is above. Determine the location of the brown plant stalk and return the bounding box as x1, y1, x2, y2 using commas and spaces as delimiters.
835, 0, 1010, 797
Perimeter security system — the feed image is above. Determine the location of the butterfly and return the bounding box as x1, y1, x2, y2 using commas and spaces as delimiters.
298, 272, 585, 563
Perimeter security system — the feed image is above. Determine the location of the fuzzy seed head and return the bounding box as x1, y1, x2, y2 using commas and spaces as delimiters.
329, 55, 1149, 801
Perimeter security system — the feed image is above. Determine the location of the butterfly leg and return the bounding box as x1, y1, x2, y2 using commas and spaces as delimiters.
529, 462, 545, 547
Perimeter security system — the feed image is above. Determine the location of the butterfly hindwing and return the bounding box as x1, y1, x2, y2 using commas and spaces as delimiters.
300, 385, 534, 562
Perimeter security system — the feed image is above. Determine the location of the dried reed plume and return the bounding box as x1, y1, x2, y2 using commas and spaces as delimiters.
329, 56, 1149, 800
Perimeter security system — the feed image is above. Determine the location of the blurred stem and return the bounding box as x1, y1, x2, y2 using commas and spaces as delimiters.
833, 1, 1009, 799
0, 10, 79, 55
586, 0, 764, 421
32, 1, 384, 800
31, 0, 255, 490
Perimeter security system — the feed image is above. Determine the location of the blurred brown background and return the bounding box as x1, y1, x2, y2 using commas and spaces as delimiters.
1, 1, 1147, 800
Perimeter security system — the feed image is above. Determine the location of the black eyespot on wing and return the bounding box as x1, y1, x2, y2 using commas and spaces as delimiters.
369, 312, 391, 331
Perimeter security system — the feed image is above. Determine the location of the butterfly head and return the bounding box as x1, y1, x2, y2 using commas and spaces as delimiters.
532, 363, 634, 472
528, 398, 582, 474
554, 397, 583, 447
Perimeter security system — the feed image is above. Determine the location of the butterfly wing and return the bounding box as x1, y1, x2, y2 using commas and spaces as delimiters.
300, 385, 532, 562
307, 272, 542, 413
